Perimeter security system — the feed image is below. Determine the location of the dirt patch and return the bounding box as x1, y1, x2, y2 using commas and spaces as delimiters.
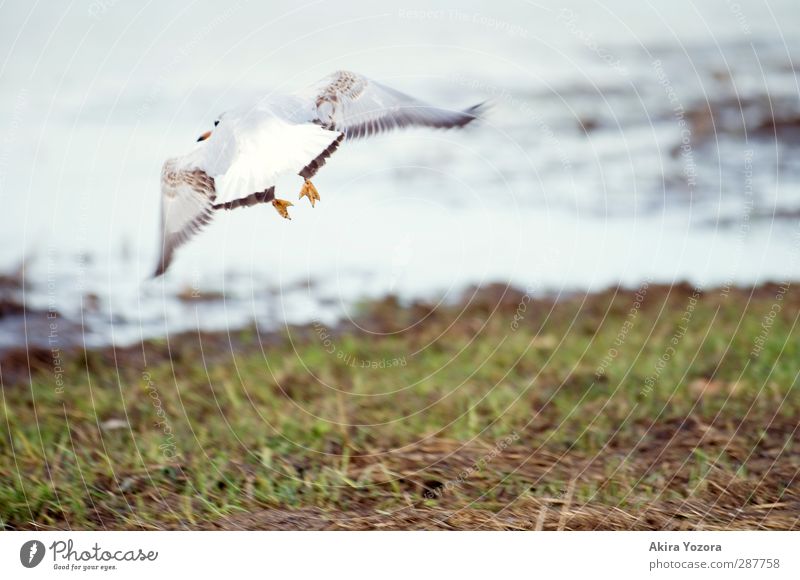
212, 500, 800, 531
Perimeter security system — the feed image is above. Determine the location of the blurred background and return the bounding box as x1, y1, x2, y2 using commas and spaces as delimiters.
1, 0, 799, 349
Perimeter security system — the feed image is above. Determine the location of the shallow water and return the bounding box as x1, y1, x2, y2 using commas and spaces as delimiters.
1, 0, 799, 348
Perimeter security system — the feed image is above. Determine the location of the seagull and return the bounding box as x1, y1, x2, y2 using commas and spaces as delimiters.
154, 70, 485, 276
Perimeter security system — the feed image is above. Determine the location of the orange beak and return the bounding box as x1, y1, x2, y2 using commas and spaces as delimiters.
197, 130, 212, 142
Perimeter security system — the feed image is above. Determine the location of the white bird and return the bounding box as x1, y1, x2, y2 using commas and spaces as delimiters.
154, 70, 485, 275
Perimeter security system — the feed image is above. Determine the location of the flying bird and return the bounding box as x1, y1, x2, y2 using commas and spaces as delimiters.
154, 70, 485, 275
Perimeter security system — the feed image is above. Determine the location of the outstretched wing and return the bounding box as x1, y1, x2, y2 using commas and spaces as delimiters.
154, 165, 216, 277
303, 70, 485, 139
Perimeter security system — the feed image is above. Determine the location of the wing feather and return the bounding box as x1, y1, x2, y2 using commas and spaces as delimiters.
304, 70, 485, 139
154, 165, 216, 276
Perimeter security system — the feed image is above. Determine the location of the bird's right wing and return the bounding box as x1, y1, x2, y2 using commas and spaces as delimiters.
154, 165, 216, 277
301, 70, 485, 140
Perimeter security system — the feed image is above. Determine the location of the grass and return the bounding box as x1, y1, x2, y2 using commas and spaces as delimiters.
0, 283, 798, 529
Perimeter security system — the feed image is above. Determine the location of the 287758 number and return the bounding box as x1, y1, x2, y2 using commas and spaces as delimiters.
735, 558, 780, 569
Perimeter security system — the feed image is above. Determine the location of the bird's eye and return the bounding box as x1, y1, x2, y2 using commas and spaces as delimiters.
214, 120, 219, 127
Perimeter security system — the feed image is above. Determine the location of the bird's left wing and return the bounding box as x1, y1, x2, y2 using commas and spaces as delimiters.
301, 70, 485, 140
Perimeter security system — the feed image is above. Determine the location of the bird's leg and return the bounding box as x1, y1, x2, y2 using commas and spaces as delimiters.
271, 198, 294, 220
299, 179, 320, 207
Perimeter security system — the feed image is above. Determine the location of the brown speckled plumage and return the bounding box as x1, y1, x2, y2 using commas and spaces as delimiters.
315, 70, 366, 109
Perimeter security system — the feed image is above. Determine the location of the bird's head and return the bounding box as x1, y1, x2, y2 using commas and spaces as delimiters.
196, 118, 220, 142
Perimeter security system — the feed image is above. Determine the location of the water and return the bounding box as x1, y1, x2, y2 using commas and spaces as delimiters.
1, 0, 799, 349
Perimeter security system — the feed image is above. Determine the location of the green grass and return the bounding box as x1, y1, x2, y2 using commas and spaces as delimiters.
1, 283, 798, 529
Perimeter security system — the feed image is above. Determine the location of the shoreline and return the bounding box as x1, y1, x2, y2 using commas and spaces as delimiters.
2, 281, 793, 389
